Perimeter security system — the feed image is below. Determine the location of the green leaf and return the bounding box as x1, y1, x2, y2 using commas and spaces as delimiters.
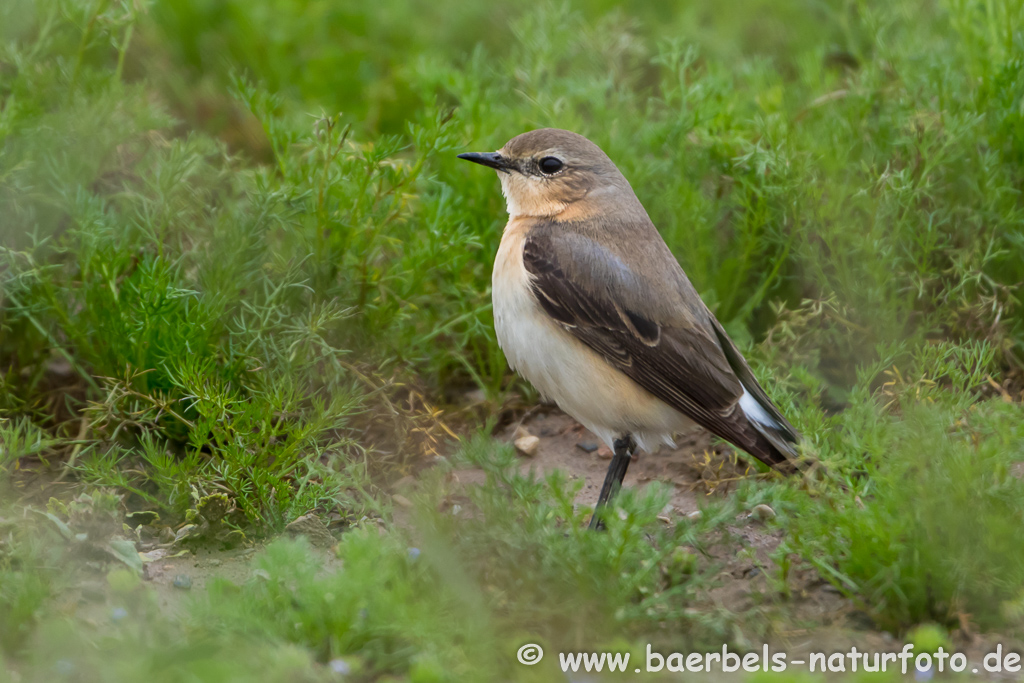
107, 538, 144, 574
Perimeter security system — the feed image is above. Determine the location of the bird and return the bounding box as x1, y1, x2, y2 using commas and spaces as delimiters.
458, 128, 802, 529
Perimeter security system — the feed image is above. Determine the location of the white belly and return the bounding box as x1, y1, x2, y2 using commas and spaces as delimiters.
491, 223, 693, 453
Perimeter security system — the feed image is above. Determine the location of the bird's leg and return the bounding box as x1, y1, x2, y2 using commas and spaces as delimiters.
589, 434, 636, 531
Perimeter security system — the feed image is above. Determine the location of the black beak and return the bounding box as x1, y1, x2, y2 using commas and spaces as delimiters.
457, 152, 510, 172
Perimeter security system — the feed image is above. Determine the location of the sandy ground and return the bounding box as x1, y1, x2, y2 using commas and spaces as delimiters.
496, 409, 750, 513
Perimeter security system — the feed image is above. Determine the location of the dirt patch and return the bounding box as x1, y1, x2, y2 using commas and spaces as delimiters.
461, 410, 857, 623
496, 408, 760, 514
145, 546, 263, 612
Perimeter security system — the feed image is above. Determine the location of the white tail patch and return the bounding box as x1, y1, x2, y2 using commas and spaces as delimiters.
739, 386, 778, 430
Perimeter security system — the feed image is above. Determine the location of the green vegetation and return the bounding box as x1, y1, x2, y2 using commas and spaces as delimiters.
2, 0, 1023, 679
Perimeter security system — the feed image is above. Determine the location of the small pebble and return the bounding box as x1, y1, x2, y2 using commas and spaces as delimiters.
209, 559, 222, 567
576, 441, 598, 453
687, 510, 703, 519
407, 547, 421, 561
172, 574, 192, 590
595, 445, 613, 459
463, 389, 486, 404
392, 475, 416, 490
514, 435, 540, 457
392, 494, 414, 509
751, 504, 777, 521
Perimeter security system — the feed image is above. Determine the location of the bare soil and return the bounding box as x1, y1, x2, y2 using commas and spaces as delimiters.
497, 409, 749, 513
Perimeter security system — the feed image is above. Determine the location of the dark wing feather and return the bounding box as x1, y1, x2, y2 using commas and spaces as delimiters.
706, 316, 801, 459
523, 230, 798, 469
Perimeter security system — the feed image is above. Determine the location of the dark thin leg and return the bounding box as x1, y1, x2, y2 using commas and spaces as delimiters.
589, 435, 636, 531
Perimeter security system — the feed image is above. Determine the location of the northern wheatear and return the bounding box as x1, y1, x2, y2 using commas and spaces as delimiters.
459, 128, 802, 529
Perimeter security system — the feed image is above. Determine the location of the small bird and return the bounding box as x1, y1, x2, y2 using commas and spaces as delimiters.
459, 129, 802, 529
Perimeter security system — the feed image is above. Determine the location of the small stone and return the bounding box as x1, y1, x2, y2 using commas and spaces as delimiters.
595, 445, 613, 459
172, 574, 192, 590
463, 389, 486, 404
209, 559, 222, 567
407, 547, 421, 561
392, 475, 417, 491
392, 494, 414, 509
751, 504, 776, 521
687, 510, 703, 519
513, 425, 532, 440
514, 435, 540, 457
576, 441, 598, 453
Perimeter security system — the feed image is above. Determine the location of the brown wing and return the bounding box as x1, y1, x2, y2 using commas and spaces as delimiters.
522, 229, 799, 469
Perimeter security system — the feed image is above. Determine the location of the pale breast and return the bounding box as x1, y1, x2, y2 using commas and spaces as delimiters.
491, 220, 693, 452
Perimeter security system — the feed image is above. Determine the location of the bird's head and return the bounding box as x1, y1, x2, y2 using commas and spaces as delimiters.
458, 128, 637, 221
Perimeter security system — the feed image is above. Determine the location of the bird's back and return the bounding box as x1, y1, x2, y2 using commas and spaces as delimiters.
492, 217, 696, 452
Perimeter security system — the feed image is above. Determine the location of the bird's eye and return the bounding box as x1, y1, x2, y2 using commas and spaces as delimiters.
538, 156, 564, 175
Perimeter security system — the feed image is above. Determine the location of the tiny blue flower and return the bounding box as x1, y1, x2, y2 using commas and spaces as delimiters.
329, 658, 351, 676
